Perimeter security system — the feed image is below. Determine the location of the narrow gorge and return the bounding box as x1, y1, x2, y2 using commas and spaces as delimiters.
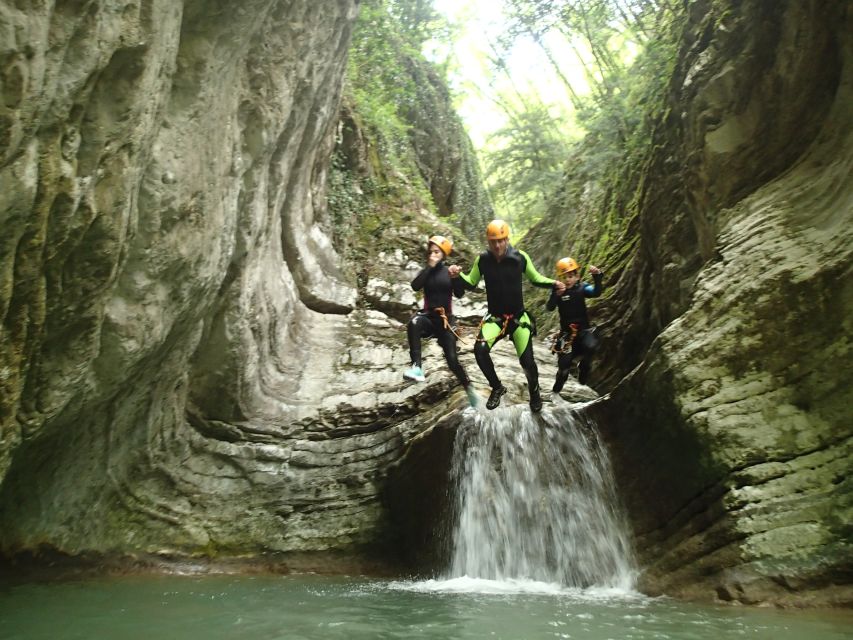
0, 0, 850, 608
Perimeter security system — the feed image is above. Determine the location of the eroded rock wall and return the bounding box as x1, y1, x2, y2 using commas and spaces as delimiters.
587, 0, 852, 606
0, 0, 420, 557
400, 56, 493, 237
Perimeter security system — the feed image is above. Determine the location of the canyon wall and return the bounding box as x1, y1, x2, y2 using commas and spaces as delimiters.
584, 0, 852, 606
0, 0, 411, 558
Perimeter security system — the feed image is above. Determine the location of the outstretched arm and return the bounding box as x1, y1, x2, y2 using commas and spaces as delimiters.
583, 266, 604, 297
451, 272, 466, 298
520, 250, 557, 289
449, 256, 482, 290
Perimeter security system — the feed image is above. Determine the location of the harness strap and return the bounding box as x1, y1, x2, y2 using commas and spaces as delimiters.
550, 323, 580, 354
433, 306, 465, 341
476, 313, 514, 343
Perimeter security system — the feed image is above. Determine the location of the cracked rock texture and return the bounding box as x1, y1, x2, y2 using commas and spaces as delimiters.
0, 0, 553, 565
0, 0, 398, 557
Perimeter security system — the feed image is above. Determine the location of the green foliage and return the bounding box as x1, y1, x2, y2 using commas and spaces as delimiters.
327, 0, 437, 261
388, 0, 453, 50
485, 0, 686, 333
326, 147, 375, 259
345, 0, 458, 168
330, 0, 492, 251
346, 1, 418, 171
485, 102, 574, 231
484, 0, 684, 242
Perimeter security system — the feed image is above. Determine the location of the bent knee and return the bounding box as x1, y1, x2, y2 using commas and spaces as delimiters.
474, 341, 491, 356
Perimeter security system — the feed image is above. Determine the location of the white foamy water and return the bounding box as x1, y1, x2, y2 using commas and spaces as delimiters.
389, 575, 644, 601
445, 400, 637, 589
390, 575, 567, 595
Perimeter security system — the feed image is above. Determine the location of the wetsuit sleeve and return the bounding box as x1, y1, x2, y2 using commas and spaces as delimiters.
458, 256, 482, 290
546, 290, 559, 311
452, 274, 466, 298
410, 266, 431, 291
519, 250, 557, 289
582, 272, 604, 297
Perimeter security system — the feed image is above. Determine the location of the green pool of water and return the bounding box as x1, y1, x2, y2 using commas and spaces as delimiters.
1, 574, 850, 640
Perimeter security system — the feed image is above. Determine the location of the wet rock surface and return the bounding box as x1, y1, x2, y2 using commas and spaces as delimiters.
0, 0, 566, 567
0, 0, 377, 557
584, 0, 853, 607
0, 0, 850, 609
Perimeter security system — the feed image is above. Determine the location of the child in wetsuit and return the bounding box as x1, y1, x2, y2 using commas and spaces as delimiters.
547, 257, 604, 392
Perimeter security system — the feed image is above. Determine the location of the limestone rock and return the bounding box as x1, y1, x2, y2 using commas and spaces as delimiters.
584, 0, 853, 607
1, 0, 849, 610
0, 0, 371, 556
0, 0, 537, 567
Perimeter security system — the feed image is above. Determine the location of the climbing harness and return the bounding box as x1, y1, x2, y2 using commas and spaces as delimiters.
476, 311, 537, 343
551, 323, 580, 354
433, 306, 465, 342
476, 313, 513, 343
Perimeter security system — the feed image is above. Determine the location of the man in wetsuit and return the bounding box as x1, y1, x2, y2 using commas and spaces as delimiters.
448, 219, 560, 413
404, 235, 478, 407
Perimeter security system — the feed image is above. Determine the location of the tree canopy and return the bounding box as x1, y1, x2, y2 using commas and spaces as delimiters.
481, 0, 682, 236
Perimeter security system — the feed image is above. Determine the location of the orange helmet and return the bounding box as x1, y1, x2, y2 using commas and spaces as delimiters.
556, 257, 580, 275
486, 219, 510, 240
428, 234, 453, 256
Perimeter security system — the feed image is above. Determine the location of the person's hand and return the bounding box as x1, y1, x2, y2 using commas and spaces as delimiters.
589, 265, 602, 275
554, 281, 566, 294
448, 265, 462, 278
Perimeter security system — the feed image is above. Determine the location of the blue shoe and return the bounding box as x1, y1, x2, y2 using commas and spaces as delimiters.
403, 365, 426, 382
464, 386, 480, 407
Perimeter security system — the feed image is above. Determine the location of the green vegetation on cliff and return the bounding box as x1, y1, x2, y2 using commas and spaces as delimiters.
495, 1, 684, 246
329, 0, 493, 263
483, 1, 687, 333
333, 0, 688, 333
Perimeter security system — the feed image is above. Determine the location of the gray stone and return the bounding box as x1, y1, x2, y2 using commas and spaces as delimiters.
580, 0, 853, 607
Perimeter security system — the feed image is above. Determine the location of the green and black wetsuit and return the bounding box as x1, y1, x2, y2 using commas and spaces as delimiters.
458, 245, 556, 393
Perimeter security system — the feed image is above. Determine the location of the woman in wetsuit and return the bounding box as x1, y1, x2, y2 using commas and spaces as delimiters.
404, 235, 477, 406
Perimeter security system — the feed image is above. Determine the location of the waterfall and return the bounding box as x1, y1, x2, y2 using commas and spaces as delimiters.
446, 402, 636, 589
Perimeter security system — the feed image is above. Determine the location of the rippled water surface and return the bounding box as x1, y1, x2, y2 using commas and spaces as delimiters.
1, 574, 851, 640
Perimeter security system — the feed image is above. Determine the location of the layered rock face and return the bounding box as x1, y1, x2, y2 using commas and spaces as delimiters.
1, 0, 850, 609
0, 0, 526, 566
0, 0, 429, 557
400, 57, 493, 237
588, 0, 852, 606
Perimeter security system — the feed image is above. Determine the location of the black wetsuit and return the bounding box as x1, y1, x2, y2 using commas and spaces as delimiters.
407, 261, 469, 387
546, 271, 604, 388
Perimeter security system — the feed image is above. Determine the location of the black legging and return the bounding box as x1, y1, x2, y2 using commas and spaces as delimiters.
554, 328, 599, 388
474, 331, 539, 392
407, 313, 469, 387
